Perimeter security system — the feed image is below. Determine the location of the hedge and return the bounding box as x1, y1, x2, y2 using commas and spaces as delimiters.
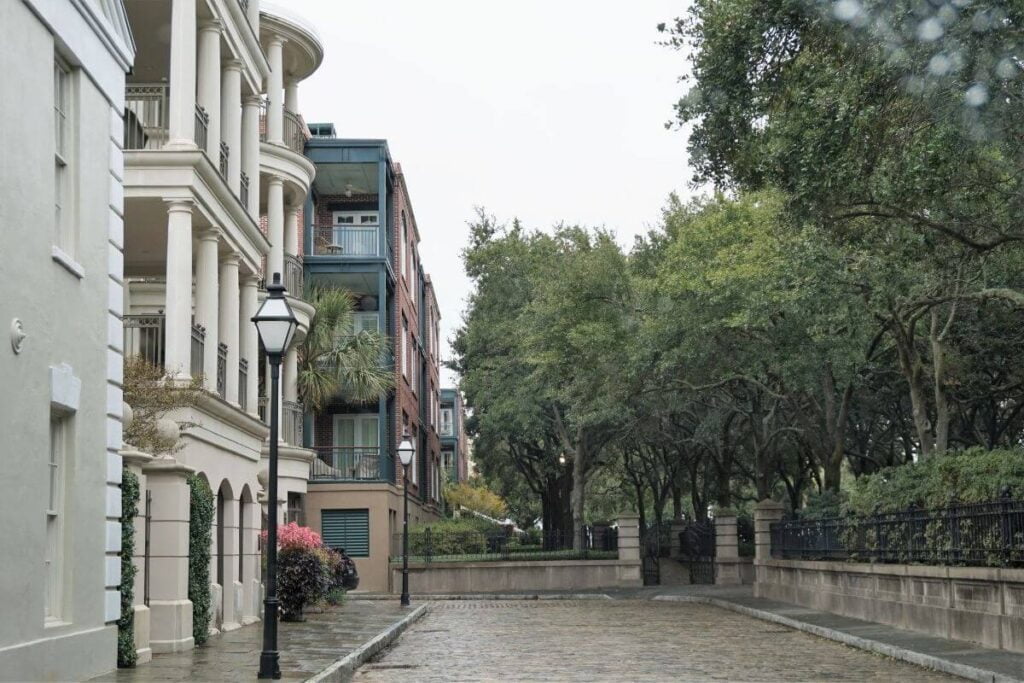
188, 475, 214, 645
117, 469, 140, 668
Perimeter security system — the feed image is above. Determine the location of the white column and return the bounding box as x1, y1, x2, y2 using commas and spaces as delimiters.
220, 60, 242, 194
245, 0, 259, 30
164, 200, 194, 379
239, 275, 260, 415
241, 95, 261, 219
219, 254, 241, 406
284, 204, 299, 258
197, 20, 222, 160
167, 0, 197, 149
267, 176, 284, 279
266, 37, 285, 145
194, 229, 220, 392
284, 79, 298, 115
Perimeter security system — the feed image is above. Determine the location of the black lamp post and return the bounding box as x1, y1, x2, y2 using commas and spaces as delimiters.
397, 430, 415, 607
252, 273, 297, 680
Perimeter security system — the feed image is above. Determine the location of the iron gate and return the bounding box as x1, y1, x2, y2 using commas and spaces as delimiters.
642, 525, 662, 585
680, 519, 716, 584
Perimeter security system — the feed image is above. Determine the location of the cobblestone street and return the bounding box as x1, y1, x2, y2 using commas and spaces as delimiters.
354, 600, 957, 682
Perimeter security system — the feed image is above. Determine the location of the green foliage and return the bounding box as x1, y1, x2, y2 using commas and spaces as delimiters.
846, 449, 1024, 516
122, 356, 202, 456
407, 517, 500, 557
187, 475, 214, 645
117, 469, 139, 668
278, 547, 330, 620
443, 481, 508, 519
297, 286, 394, 413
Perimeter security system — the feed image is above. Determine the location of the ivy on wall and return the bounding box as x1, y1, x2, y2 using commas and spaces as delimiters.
188, 475, 214, 646
118, 469, 140, 667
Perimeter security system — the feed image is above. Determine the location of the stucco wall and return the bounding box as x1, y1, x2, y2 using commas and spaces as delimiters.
305, 483, 441, 592
391, 559, 644, 594
0, 1, 131, 679
756, 559, 1024, 654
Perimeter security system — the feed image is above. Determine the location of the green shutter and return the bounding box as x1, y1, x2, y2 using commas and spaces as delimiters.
321, 509, 370, 557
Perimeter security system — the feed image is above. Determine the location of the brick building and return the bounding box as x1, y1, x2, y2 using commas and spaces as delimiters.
299, 128, 444, 592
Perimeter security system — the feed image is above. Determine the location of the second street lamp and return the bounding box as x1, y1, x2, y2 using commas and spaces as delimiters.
397, 431, 415, 607
252, 273, 297, 680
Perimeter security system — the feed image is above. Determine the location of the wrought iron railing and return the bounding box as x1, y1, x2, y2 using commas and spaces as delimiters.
190, 323, 205, 379
283, 400, 303, 445
216, 342, 227, 399
238, 358, 248, 409
124, 84, 169, 150
310, 447, 394, 482
257, 99, 309, 155
283, 254, 304, 296
771, 494, 1024, 567
219, 141, 229, 178
238, 0, 248, 10
313, 225, 379, 256
124, 315, 166, 366
240, 171, 250, 208
391, 526, 618, 564
194, 105, 209, 152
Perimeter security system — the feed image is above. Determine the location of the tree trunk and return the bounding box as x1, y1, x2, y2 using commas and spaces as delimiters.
571, 443, 586, 549
930, 309, 951, 455
672, 485, 683, 521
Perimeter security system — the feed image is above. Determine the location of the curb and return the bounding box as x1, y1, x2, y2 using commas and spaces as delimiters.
654, 595, 1020, 683
305, 604, 428, 683
349, 593, 613, 601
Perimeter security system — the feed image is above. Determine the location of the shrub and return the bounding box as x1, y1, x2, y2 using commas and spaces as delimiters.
319, 548, 347, 606
278, 547, 329, 620
444, 481, 508, 519
117, 469, 140, 668
262, 521, 323, 552
188, 475, 214, 645
846, 448, 1024, 516
407, 517, 501, 557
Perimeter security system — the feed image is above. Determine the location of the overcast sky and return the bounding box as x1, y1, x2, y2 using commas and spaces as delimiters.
291, 0, 694, 386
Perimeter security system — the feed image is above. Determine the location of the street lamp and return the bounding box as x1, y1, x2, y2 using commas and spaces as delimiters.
397, 430, 415, 607
252, 273, 297, 680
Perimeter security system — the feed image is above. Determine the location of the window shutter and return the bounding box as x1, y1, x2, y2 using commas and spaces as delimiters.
321, 509, 370, 557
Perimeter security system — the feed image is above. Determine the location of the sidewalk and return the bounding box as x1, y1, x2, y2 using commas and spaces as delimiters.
650, 585, 1024, 683
90, 601, 425, 682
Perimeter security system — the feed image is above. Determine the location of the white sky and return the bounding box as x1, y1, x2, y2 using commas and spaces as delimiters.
290, 0, 695, 386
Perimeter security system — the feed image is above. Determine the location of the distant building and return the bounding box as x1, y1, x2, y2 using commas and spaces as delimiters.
440, 388, 470, 485
301, 132, 444, 592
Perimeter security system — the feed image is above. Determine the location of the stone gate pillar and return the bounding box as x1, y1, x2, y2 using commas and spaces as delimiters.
616, 515, 643, 587
753, 499, 785, 597
714, 514, 740, 586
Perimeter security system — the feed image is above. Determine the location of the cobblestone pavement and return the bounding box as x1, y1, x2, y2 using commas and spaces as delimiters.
90, 601, 411, 682
354, 600, 958, 682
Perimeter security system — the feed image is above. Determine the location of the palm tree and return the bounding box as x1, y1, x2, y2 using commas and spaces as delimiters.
297, 286, 394, 414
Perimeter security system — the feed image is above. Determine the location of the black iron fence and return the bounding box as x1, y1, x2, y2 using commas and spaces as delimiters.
771, 495, 1024, 567
392, 526, 618, 564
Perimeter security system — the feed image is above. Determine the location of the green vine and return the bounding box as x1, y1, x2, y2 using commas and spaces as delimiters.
188, 475, 214, 646
118, 469, 140, 667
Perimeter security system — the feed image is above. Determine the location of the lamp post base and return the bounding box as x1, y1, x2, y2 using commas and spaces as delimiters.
257, 651, 280, 679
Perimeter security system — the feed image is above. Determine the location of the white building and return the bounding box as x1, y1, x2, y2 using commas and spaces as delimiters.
118, 0, 321, 663
0, 0, 134, 680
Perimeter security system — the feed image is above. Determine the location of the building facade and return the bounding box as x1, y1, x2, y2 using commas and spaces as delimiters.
440, 388, 470, 485
0, 1, 134, 680
118, 0, 320, 661
301, 133, 444, 592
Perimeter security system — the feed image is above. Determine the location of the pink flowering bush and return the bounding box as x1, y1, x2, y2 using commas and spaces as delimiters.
261, 521, 323, 551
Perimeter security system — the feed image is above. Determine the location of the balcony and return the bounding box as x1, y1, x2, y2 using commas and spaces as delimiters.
258, 398, 304, 446
313, 225, 379, 256
239, 358, 248, 409
124, 85, 171, 150
284, 253, 304, 297
310, 447, 395, 483
259, 100, 308, 155
123, 314, 206, 379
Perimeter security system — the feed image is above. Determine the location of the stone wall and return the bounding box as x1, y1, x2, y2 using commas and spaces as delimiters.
753, 499, 1024, 654
392, 558, 643, 594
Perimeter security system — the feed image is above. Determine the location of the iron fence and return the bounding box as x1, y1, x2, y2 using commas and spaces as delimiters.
391, 526, 618, 564
124, 84, 169, 150
284, 254, 304, 296
310, 446, 394, 482
771, 494, 1024, 567
123, 314, 165, 367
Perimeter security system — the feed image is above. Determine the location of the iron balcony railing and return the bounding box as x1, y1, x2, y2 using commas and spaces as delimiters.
240, 171, 250, 208
771, 494, 1024, 567
391, 526, 618, 564
124, 314, 205, 381
257, 100, 309, 155
190, 323, 205, 379
238, 358, 248, 409
310, 447, 395, 483
194, 105, 209, 152
219, 141, 229, 178
124, 84, 170, 150
284, 253, 304, 297
216, 342, 228, 399
313, 225, 379, 256
257, 398, 304, 446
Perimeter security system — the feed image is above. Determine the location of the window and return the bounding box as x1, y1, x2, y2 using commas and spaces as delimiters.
321, 509, 369, 557
331, 211, 378, 255
400, 212, 407, 282
53, 57, 74, 259
410, 336, 417, 393
353, 312, 379, 334
332, 210, 378, 226
432, 461, 440, 502
441, 408, 454, 437
46, 415, 69, 622
401, 316, 409, 379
